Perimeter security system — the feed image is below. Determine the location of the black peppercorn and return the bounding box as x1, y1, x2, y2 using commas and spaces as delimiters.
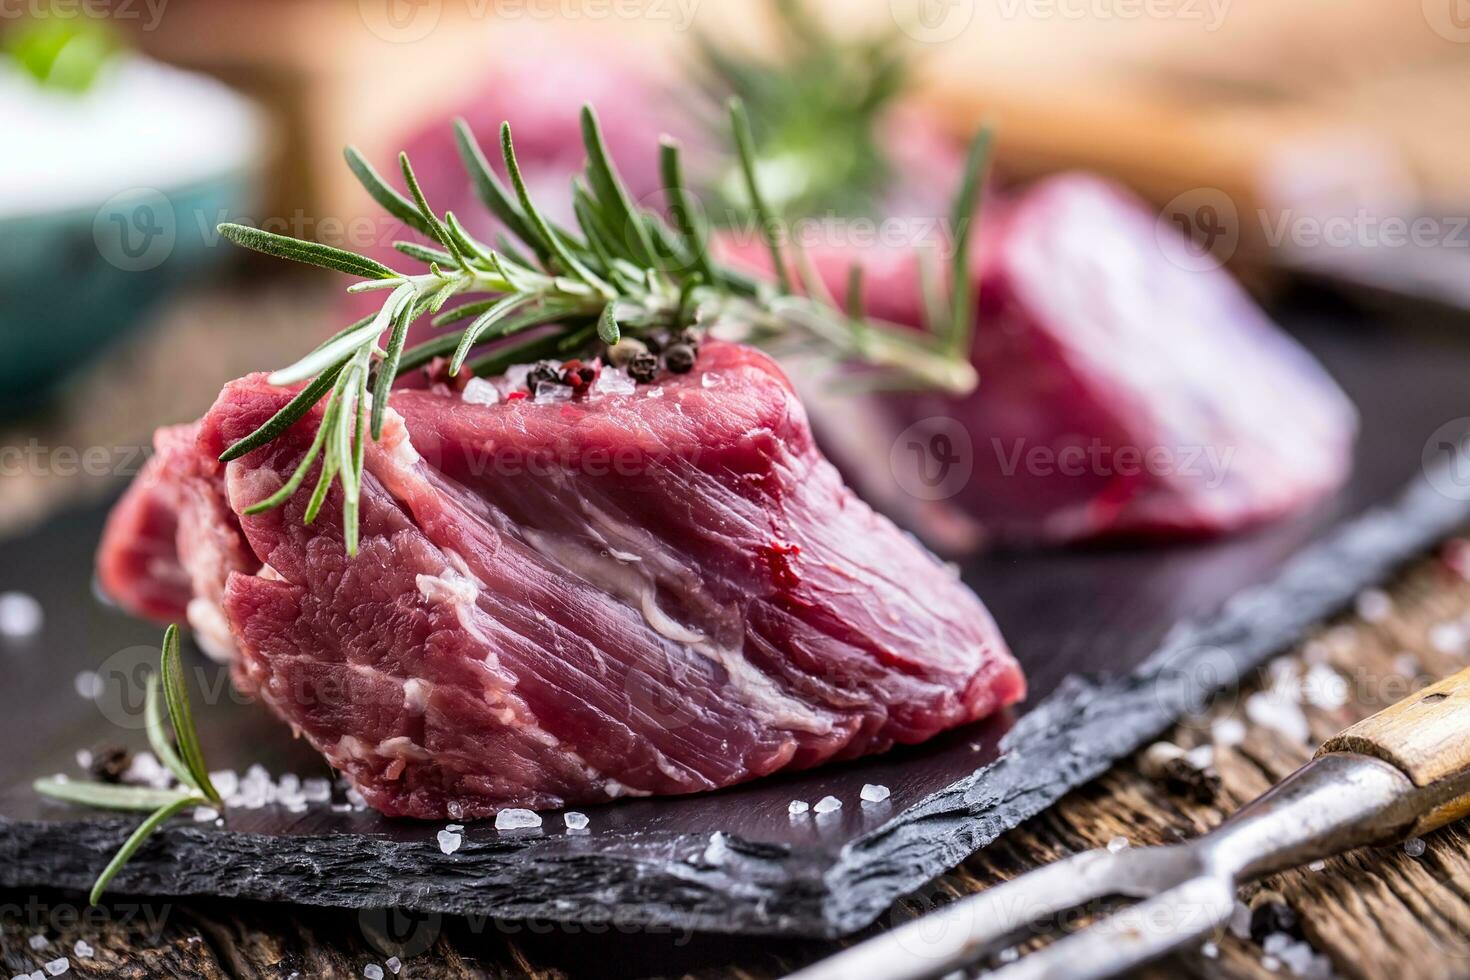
1249, 897, 1299, 942
664, 343, 696, 374
89, 745, 132, 784
628, 352, 659, 384
526, 361, 563, 392
675, 327, 700, 351
1162, 757, 1221, 805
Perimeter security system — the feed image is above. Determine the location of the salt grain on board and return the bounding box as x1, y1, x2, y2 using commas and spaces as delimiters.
813, 795, 842, 814
1106, 836, 1129, 853
1354, 588, 1392, 623
436, 830, 462, 855
364, 965, 384, 980
43, 961, 67, 977
563, 812, 589, 831
193, 806, 219, 823
27, 935, 47, 950
788, 800, 809, 815
1430, 621, 1466, 655
495, 808, 542, 831
1405, 837, 1426, 857
72, 670, 103, 700
386, 958, 402, 975
1210, 717, 1246, 747
0, 591, 43, 639
860, 784, 890, 803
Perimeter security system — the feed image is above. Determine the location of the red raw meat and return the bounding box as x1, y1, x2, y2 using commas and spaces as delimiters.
721, 174, 1358, 551
97, 423, 259, 662
100, 342, 1023, 818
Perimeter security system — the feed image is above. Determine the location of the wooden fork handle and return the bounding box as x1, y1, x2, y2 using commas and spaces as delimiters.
1318, 665, 1470, 835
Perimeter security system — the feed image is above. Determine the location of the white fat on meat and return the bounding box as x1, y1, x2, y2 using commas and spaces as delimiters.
519, 527, 832, 735
186, 597, 237, 664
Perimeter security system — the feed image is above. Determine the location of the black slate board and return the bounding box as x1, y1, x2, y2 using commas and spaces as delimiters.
2, 302, 1469, 939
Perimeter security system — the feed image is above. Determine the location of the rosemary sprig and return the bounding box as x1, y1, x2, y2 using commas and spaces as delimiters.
214, 99, 989, 556
34, 625, 221, 905
691, 0, 910, 217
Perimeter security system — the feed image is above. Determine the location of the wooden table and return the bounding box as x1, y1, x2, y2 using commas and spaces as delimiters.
5, 287, 1470, 979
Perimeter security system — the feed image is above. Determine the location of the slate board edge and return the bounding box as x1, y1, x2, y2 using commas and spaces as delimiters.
1, 472, 1465, 940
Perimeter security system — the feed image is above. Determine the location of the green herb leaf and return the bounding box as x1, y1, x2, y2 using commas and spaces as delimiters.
580, 106, 658, 268
160, 625, 220, 804
659, 137, 718, 286
344, 145, 435, 239
217, 224, 397, 281
89, 794, 199, 906
500, 122, 611, 294
728, 98, 791, 294
944, 123, 994, 354
144, 674, 194, 791
453, 118, 545, 264
597, 301, 621, 346
33, 778, 192, 813
219, 360, 347, 463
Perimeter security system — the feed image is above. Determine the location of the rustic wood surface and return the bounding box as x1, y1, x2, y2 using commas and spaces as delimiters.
7, 286, 1470, 978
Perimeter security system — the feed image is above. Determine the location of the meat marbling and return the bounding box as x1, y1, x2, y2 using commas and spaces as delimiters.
100, 342, 1023, 818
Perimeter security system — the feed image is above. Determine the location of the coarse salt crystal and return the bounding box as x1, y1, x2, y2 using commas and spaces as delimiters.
1245, 691, 1310, 745
43, 960, 67, 977
1354, 588, 1392, 623
385, 958, 402, 975
1301, 662, 1348, 710
302, 777, 331, 803
74, 749, 93, 770
71, 942, 91, 959
700, 372, 723, 389
860, 784, 890, 803
1201, 941, 1219, 959
1405, 837, 1426, 857
813, 795, 842, 814
1430, 621, 1465, 654
364, 965, 384, 980
592, 367, 636, 397
495, 808, 542, 831
27, 935, 47, 950
1261, 954, 1281, 972
1106, 836, 1130, 853
0, 591, 43, 639
1308, 860, 1326, 871
563, 812, 589, 831
193, 806, 220, 823
444, 823, 463, 833
533, 381, 573, 404
73, 670, 103, 700
704, 832, 730, 865
1211, 717, 1246, 747
788, 800, 810, 816
462, 377, 500, 406
436, 830, 462, 855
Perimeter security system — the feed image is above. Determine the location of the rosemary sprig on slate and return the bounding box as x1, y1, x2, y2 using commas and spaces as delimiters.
215, 101, 992, 555
34, 625, 221, 905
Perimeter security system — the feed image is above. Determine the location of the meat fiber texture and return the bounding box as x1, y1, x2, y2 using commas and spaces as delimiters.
97, 342, 1023, 818
719, 174, 1358, 552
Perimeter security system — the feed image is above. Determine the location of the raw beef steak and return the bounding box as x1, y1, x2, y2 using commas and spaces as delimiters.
722, 174, 1358, 551
100, 342, 1023, 818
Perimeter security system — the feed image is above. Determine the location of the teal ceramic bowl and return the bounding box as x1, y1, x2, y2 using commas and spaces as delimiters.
0, 171, 257, 411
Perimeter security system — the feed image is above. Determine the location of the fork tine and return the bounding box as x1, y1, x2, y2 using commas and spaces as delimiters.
786, 850, 1135, 980
984, 876, 1236, 980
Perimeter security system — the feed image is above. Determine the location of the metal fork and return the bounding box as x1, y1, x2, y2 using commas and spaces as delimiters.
788, 665, 1470, 980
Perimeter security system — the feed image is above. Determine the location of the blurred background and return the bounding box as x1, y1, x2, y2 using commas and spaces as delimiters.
2, 0, 1466, 535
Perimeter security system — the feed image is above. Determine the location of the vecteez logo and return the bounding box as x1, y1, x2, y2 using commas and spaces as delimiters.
890, 0, 976, 43
93, 188, 176, 272
891, 417, 974, 501
1424, 0, 1470, 42
1156, 187, 1240, 272
358, 0, 443, 43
